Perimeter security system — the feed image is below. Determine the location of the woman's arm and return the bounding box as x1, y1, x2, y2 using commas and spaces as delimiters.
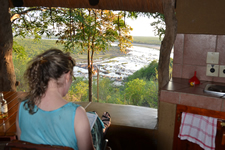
74, 106, 95, 150
16, 103, 21, 140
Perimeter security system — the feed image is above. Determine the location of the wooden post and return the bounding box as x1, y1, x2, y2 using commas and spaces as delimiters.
97, 67, 99, 102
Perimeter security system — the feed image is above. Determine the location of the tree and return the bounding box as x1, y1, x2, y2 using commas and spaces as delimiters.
127, 60, 159, 81
93, 77, 113, 103
56, 9, 133, 102
67, 80, 89, 102
148, 13, 165, 41
0, 0, 16, 91
127, 12, 165, 40
73, 81, 89, 101
125, 78, 146, 105
10, 7, 133, 102
144, 80, 158, 108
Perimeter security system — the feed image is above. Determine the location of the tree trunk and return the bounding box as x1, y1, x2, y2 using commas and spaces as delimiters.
87, 42, 92, 102
0, 0, 16, 91
158, 0, 177, 96
88, 66, 93, 102
97, 68, 99, 102
88, 47, 92, 102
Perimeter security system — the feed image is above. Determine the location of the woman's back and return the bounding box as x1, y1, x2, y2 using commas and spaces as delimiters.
19, 101, 80, 150
16, 49, 95, 150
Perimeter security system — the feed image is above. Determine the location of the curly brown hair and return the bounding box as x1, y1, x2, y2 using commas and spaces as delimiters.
23, 49, 76, 114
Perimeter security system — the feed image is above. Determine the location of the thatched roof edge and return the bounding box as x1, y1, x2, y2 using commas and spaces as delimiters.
9, 0, 164, 13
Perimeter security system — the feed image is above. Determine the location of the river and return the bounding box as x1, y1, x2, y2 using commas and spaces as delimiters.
73, 43, 173, 85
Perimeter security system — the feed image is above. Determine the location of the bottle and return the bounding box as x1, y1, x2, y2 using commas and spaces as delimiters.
0, 93, 8, 118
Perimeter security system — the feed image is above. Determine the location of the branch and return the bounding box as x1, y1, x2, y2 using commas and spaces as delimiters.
11, 7, 43, 23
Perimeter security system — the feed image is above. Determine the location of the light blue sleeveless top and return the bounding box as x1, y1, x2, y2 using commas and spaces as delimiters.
19, 101, 80, 150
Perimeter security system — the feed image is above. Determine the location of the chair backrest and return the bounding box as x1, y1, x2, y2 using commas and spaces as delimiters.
4, 140, 74, 150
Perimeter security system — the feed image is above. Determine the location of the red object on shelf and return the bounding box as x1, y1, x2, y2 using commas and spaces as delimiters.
189, 71, 200, 85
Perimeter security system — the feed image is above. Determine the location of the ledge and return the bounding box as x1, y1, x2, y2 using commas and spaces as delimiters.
160, 77, 225, 112
76, 102, 158, 130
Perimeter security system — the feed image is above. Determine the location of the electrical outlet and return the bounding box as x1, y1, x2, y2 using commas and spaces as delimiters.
206, 64, 219, 76
206, 52, 219, 64
219, 65, 225, 77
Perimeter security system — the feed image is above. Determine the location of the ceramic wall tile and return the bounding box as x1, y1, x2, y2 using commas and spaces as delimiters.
174, 34, 184, 64
181, 64, 197, 79
172, 64, 182, 78
212, 77, 225, 83
160, 90, 180, 104
216, 35, 225, 65
180, 93, 222, 111
196, 65, 213, 81
183, 34, 217, 66
170, 78, 190, 85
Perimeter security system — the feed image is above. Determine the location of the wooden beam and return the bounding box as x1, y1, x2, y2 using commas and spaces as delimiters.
8, 0, 164, 13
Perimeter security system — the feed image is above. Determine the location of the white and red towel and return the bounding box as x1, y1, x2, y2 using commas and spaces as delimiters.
178, 112, 217, 150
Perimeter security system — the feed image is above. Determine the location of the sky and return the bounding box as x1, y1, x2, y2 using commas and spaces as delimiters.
125, 16, 157, 37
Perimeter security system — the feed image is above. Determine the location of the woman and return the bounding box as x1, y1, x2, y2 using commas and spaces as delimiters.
16, 49, 95, 150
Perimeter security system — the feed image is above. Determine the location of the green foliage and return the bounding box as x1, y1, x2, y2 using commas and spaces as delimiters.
143, 79, 158, 108
12, 41, 29, 91
127, 58, 173, 82
92, 78, 122, 104
14, 38, 64, 57
149, 13, 165, 41
13, 41, 27, 59
72, 76, 159, 108
127, 60, 158, 81
12, 37, 164, 109
66, 77, 89, 102
10, 8, 133, 53
13, 56, 28, 92
125, 78, 146, 105
10, 6, 163, 107
132, 36, 161, 45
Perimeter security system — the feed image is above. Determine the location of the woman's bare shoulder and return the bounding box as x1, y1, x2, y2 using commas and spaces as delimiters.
75, 106, 87, 119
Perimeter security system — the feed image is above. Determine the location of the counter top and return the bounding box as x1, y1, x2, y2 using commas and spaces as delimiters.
160, 77, 225, 112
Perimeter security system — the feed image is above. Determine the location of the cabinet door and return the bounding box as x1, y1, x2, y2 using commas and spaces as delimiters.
173, 105, 225, 150
215, 122, 225, 150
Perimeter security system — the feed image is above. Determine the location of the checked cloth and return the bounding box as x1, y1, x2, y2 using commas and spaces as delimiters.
178, 112, 217, 150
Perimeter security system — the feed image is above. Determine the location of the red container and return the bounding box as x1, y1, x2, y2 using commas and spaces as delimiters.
189, 71, 200, 85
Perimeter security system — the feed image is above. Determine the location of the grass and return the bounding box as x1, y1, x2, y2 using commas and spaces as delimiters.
132, 36, 161, 45
14, 36, 161, 63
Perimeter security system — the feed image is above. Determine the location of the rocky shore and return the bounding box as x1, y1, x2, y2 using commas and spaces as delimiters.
73, 43, 163, 86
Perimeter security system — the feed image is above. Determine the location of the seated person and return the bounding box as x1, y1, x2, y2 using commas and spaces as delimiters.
16, 49, 110, 150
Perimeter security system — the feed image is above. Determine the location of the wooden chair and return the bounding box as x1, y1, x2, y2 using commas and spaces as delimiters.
4, 139, 110, 150
0, 136, 17, 142
4, 140, 73, 150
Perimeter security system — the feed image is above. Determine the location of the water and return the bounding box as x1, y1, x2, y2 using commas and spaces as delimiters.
73, 44, 173, 84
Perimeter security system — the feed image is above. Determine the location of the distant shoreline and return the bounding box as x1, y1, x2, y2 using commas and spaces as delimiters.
132, 42, 160, 50
19, 37, 161, 50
